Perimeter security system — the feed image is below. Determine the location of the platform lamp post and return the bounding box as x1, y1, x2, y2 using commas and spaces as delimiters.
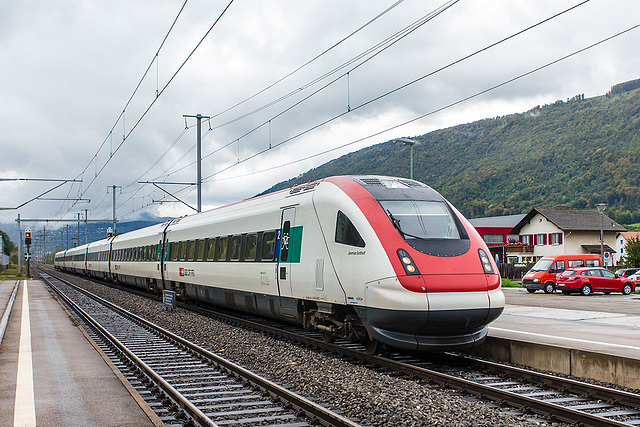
596, 203, 606, 267
393, 138, 417, 180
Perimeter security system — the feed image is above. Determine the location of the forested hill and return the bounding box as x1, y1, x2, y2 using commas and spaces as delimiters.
265, 80, 640, 225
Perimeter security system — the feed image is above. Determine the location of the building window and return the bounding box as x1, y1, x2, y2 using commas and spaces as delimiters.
550, 233, 562, 245
483, 234, 503, 244
521, 235, 531, 245
536, 234, 547, 245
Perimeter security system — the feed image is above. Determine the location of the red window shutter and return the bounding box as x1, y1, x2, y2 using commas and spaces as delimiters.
533, 234, 537, 245
544, 234, 548, 245
548, 233, 552, 244
558, 233, 563, 244
519, 235, 523, 243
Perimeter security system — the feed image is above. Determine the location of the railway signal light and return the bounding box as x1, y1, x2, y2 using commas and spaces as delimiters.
25, 229, 32, 245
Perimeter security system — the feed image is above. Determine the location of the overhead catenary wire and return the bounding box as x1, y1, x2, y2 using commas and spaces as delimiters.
202, 21, 639, 184
63, 1, 409, 222
198, 0, 594, 182
59, 0, 235, 223
163, 0, 460, 180
207, 0, 407, 123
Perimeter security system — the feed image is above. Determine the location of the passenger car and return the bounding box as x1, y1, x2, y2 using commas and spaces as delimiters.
614, 268, 639, 279
627, 270, 640, 284
521, 254, 601, 294
556, 267, 635, 296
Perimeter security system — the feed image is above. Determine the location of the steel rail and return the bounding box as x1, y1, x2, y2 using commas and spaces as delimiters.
42, 265, 640, 426
42, 275, 215, 426
39, 267, 360, 427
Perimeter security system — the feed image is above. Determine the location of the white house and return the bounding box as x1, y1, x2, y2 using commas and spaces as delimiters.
615, 231, 640, 265
506, 207, 626, 267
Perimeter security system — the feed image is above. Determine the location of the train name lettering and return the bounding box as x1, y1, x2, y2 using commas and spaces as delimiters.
348, 250, 366, 256
179, 268, 195, 277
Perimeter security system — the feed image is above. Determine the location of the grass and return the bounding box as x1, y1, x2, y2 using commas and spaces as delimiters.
501, 278, 522, 288
0, 264, 29, 280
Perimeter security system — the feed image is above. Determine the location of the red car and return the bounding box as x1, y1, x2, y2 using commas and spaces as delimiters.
556, 267, 635, 296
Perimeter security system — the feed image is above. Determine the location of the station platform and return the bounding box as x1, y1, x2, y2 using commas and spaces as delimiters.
475, 287, 640, 389
0, 280, 158, 427
490, 287, 640, 360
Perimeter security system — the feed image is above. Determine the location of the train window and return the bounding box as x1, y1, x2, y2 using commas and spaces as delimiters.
261, 231, 277, 261
169, 242, 177, 261
244, 233, 258, 261
380, 200, 464, 240
196, 240, 205, 261
229, 235, 242, 261
178, 241, 187, 261
335, 211, 365, 248
216, 237, 228, 261
206, 238, 216, 261
187, 240, 196, 261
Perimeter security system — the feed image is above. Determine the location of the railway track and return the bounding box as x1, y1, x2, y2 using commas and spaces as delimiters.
36, 269, 360, 427
43, 266, 640, 426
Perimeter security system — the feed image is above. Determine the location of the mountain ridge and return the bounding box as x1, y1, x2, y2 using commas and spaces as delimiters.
263, 79, 640, 224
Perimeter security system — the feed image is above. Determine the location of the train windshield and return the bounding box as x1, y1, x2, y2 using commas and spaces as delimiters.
380, 200, 470, 256
381, 200, 462, 240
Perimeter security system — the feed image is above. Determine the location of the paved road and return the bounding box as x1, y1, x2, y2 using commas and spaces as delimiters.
490, 286, 640, 359
503, 286, 640, 315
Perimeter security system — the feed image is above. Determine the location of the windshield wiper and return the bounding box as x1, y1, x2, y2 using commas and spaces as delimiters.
386, 209, 430, 241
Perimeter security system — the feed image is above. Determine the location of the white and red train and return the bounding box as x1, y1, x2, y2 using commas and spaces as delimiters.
55, 175, 504, 352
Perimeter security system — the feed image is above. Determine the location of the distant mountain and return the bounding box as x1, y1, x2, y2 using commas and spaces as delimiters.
264, 78, 640, 225
0, 215, 172, 255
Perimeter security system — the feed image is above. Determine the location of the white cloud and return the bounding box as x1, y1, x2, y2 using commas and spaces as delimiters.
1, 0, 639, 227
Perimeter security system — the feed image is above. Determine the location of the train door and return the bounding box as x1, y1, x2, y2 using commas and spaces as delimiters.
277, 207, 298, 298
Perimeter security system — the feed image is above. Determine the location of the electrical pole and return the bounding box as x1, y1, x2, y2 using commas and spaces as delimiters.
183, 113, 210, 212
85, 209, 88, 244
17, 214, 22, 273
108, 185, 121, 235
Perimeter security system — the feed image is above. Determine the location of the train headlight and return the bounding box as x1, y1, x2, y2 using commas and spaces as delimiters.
478, 249, 495, 274
397, 249, 420, 276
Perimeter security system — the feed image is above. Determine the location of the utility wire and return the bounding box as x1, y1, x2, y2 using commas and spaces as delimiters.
210, 0, 458, 131
196, 0, 585, 179
166, 0, 459, 179
203, 21, 639, 183
61, 0, 234, 221
207, 0, 406, 122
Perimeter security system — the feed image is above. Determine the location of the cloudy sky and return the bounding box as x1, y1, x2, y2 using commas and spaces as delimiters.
1, 0, 639, 229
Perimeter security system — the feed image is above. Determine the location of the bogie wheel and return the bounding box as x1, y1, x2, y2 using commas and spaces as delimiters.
622, 283, 633, 295
527, 289, 536, 294
544, 282, 555, 294
364, 338, 383, 355
580, 284, 592, 296
321, 332, 335, 343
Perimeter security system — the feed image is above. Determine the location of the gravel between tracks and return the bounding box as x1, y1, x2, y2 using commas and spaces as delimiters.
68, 277, 556, 427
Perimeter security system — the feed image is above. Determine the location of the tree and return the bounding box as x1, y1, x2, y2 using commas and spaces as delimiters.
620, 238, 640, 267
1, 230, 15, 255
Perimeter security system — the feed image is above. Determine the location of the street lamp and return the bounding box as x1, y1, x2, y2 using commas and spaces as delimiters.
394, 138, 417, 180
596, 203, 606, 266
